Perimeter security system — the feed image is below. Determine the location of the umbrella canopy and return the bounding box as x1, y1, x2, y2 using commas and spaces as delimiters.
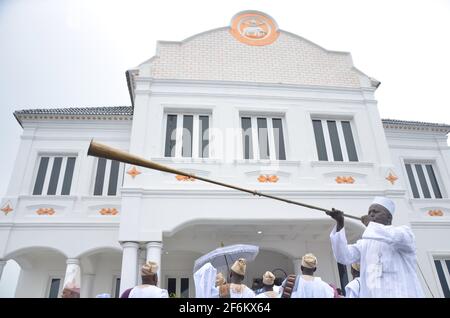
193, 244, 259, 273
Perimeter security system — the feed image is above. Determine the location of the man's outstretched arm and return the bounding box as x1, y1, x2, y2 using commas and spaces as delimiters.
328, 208, 361, 265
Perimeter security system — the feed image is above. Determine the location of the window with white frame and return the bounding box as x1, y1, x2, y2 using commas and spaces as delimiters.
241, 116, 286, 160
312, 119, 359, 162
434, 258, 450, 298
47, 277, 63, 298
404, 162, 443, 199
33, 155, 76, 195
164, 113, 210, 158
93, 158, 124, 196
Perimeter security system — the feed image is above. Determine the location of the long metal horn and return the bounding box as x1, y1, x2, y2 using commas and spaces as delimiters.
87, 140, 360, 221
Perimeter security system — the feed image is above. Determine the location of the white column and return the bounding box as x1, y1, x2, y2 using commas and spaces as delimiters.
146, 242, 163, 287
65, 258, 80, 266
81, 273, 95, 298
63, 258, 81, 297
119, 241, 139, 295
293, 258, 302, 275
0, 260, 7, 281
137, 248, 146, 285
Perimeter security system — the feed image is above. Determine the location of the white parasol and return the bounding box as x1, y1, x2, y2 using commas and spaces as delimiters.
193, 244, 259, 274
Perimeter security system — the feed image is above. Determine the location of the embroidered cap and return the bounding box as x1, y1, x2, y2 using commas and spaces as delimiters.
301, 253, 318, 269
230, 258, 247, 276
141, 261, 158, 276
262, 271, 275, 285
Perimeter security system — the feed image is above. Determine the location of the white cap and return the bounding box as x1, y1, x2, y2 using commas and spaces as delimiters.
372, 196, 395, 215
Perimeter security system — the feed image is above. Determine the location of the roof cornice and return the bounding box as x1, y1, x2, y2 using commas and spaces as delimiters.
382, 119, 450, 134
16, 114, 132, 123
14, 106, 133, 126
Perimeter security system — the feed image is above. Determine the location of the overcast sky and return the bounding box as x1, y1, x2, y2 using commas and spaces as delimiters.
0, 0, 449, 197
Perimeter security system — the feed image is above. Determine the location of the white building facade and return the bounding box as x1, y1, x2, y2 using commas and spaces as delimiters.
1, 11, 450, 298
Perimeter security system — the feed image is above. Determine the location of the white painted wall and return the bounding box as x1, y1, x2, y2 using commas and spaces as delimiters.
0, 117, 129, 297
89, 253, 122, 298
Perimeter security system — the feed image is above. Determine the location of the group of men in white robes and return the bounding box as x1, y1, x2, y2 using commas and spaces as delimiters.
193, 252, 354, 298
192, 196, 424, 298
194, 258, 256, 298
115, 196, 424, 298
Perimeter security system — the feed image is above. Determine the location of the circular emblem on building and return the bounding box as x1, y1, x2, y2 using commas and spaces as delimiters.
230, 11, 279, 46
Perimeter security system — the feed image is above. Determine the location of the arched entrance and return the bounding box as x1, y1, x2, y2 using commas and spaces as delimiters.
243, 248, 294, 290
76, 247, 122, 298
4, 247, 67, 298
2, 246, 123, 298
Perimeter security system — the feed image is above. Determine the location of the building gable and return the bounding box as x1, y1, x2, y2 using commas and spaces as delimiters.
136, 11, 375, 89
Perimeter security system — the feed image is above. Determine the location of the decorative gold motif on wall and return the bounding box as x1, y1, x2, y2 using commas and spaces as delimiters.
1, 203, 13, 215
386, 173, 398, 185
335, 176, 355, 184
428, 209, 444, 217
175, 175, 196, 181
127, 166, 141, 179
99, 208, 119, 216
258, 175, 279, 183
36, 208, 55, 215
230, 11, 279, 46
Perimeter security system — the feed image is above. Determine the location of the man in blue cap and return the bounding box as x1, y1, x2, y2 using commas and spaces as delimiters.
327, 197, 424, 297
